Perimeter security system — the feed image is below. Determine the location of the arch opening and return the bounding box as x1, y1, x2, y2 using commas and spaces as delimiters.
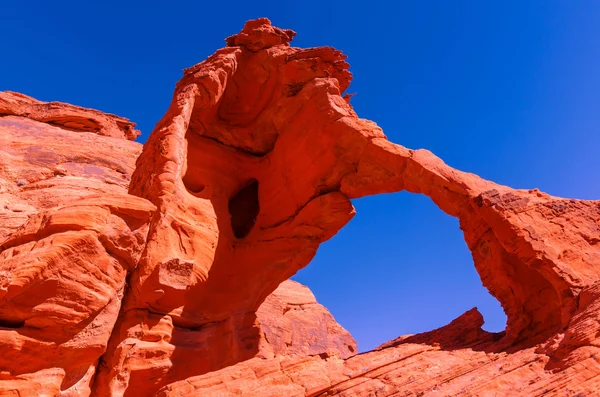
293, 191, 507, 353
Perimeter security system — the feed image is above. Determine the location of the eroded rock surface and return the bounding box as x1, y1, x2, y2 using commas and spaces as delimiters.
1, 18, 599, 397
0, 92, 354, 396
257, 280, 357, 360
0, 92, 154, 396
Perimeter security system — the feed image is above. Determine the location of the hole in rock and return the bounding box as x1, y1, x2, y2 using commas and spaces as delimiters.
293, 191, 507, 353
229, 179, 260, 239
186, 181, 205, 195
0, 318, 25, 329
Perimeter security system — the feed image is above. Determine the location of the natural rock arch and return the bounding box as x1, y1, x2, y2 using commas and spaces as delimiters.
125, 19, 599, 395
1, 18, 599, 397
127, 18, 581, 350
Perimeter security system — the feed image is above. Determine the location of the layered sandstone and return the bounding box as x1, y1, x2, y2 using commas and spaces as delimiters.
0, 91, 355, 396
0, 93, 153, 396
1, 18, 599, 397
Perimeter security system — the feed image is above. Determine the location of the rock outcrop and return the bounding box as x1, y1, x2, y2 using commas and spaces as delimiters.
1, 18, 599, 397
0, 92, 154, 396
0, 91, 354, 396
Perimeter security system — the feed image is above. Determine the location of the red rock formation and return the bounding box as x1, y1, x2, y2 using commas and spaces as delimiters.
0, 89, 354, 395
257, 280, 356, 359
160, 308, 600, 397
0, 92, 142, 242
1, 18, 600, 397
0, 92, 140, 141
0, 92, 154, 396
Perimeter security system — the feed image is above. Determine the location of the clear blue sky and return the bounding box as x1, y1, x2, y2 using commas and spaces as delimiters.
3, 1, 599, 352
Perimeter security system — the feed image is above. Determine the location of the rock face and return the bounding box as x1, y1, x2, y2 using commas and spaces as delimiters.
0, 92, 154, 396
257, 280, 356, 359
0, 90, 355, 396
1, 18, 599, 397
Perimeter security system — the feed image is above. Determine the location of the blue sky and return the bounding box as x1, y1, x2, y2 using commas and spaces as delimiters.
3, 1, 599, 352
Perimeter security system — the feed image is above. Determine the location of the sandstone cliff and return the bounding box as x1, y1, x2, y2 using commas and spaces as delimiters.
1, 18, 599, 397
0, 90, 354, 396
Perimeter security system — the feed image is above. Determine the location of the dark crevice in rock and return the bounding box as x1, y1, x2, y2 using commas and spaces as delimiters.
229, 179, 260, 239
186, 182, 205, 196
191, 127, 274, 157
0, 318, 25, 329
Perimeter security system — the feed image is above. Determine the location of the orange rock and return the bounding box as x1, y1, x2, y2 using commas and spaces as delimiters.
159, 309, 599, 397
0, 87, 354, 395
257, 280, 357, 359
0, 91, 140, 140
0, 93, 153, 396
0, 92, 142, 244
2, 18, 600, 397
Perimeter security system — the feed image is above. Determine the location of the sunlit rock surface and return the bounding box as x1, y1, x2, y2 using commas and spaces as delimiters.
1, 19, 599, 397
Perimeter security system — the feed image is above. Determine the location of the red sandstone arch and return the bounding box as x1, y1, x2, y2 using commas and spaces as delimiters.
2, 18, 598, 397
127, 18, 588, 347
95, 19, 600, 396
